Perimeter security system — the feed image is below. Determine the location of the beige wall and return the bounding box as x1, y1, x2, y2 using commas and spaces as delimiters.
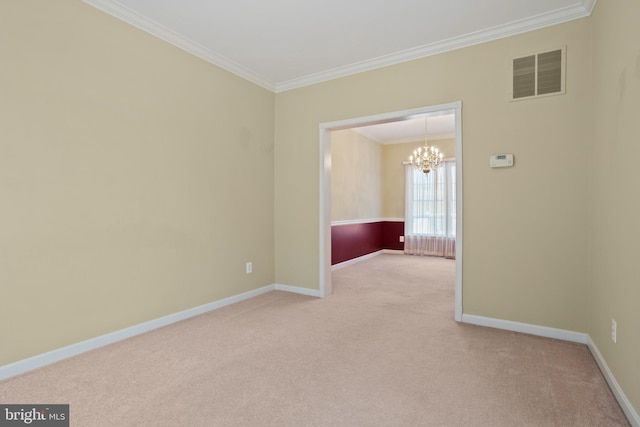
382, 139, 455, 219
275, 19, 591, 332
330, 130, 382, 222
0, 1, 275, 365
589, 0, 640, 412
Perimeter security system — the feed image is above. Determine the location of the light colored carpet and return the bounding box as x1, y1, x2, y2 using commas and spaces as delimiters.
0, 254, 629, 426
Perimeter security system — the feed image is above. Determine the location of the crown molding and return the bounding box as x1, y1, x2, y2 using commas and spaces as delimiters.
82, 0, 276, 92
84, 0, 595, 94
275, 2, 593, 92
583, 0, 599, 15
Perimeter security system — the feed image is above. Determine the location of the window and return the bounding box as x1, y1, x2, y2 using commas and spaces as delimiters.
404, 160, 456, 258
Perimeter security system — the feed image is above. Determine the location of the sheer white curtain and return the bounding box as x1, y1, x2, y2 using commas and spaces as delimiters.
404, 160, 456, 258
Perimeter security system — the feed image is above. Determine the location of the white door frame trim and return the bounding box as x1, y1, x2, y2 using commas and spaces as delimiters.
319, 101, 463, 321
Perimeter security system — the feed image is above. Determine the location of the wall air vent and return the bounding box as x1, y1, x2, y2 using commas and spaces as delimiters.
512, 47, 565, 101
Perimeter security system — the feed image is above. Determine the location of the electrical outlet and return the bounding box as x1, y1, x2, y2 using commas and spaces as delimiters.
611, 318, 617, 343
246, 262, 252, 274
399, 236, 405, 242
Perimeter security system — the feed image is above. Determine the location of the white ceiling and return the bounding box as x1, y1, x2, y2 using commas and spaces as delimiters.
353, 113, 456, 145
84, 0, 596, 92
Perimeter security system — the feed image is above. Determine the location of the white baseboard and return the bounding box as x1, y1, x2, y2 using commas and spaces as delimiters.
588, 338, 640, 426
461, 314, 589, 344
331, 250, 383, 270
0, 284, 297, 381
382, 249, 404, 255
274, 284, 322, 298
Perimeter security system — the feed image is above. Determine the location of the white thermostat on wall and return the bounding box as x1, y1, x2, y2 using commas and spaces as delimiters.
490, 154, 514, 168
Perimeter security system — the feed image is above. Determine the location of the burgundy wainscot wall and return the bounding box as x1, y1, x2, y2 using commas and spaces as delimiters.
331, 221, 404, 265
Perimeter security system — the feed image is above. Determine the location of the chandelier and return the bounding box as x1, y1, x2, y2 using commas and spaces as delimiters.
408, 117, 443, 174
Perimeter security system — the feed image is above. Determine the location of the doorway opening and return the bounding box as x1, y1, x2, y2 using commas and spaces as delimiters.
319, 102, 463, 321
